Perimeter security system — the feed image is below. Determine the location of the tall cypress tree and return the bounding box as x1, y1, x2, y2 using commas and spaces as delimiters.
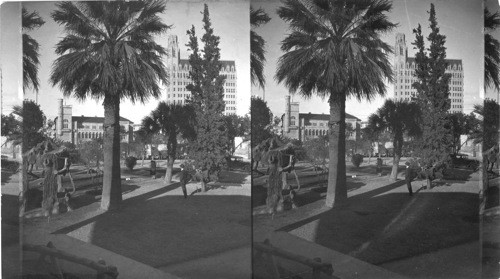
412, 4, 452, 187
186, 4, 228, 192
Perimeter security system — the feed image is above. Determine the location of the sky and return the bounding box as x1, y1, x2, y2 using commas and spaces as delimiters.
251, 0, 484, 121
0, 2, 22, 115
0, 0, 250, 123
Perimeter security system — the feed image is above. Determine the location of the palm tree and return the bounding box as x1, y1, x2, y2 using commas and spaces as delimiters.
472, 99, 499, 151
50, 1, 170, 211
368, 100, 421, 181
22, 7, 45, 93
276, 0, 396, 207
250, 6, 271, 88
142, 102, 195, 184
485, 8, 500, 91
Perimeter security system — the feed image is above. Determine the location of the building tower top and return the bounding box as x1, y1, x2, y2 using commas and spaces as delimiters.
167, 35, 180, 66
395, 33, 408, 66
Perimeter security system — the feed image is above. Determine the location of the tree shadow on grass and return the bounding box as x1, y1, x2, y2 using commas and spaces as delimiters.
278, 190, 479, 266
252, 175, 367, 209
53, 193, 251, 268
485, 185, 499, 210
52, 182, 185, 235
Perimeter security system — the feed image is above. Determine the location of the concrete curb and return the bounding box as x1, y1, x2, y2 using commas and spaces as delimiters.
264, 231, 409, 279
23, 233, 181, 279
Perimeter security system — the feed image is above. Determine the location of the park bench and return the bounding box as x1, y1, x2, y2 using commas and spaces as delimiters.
254, 239, 334, 279
23, 241, 118, 279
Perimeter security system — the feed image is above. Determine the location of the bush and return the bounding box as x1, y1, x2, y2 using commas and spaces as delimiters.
351, 154, 363, 167
125, 156, 137, 171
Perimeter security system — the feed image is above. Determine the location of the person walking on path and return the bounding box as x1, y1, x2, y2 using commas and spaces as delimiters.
150, 160, 157, 179
405, 162, 413, 196
179, 164, 191, 198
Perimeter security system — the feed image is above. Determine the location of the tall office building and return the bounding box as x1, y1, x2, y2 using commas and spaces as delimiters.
393, 33, 464, 113
165, 35, 237, 115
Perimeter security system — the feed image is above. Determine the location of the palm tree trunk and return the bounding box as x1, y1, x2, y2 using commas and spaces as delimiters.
390, 134, 403, 181
141, 147, 145, 166
326, 94, 347, 207
266, 151, 284, 214
101, 95, 122, 211
164, 133, 177, 184
42, 154, 59, 216
19, 152, 28, 217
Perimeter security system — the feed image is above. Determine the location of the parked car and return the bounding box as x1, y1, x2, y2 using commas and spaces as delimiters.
450, 153, 479, 171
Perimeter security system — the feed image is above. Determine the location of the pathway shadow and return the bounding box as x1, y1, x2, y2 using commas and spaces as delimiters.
485, 184, 499, 210
252, 177, 367, 209
2, 194, 20, 251
59, 194, 251, 268
53, 182, 183, 235
278, 190, 479, 265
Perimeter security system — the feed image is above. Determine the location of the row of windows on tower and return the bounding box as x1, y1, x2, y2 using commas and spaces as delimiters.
397, 70, 463, 78
396, 63, 462, 72
226, 107, 236, 111
171, 85, 234, 92
172, 100, 186, 105
222, 74, 236, 80
173, 81, 188, 86
170, 94, 189, 98
172, 87, 187, 92
398, 84, 462, 91
173, 80, 235, 86
396, 92, 415, 96
452, 105, 463, 109
172, 66, 236, 73
397, 92, 464, 98
175, 72, 189, 78
224, 94, 236, 99
398, 78, 462, 86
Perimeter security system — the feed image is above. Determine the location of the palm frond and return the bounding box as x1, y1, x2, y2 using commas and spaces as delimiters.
250, 6, 271, 88
22, 7, 45, 30
22, 8, 44, 92
51, 1, 170, 104
275, 0, 395, 101
485, 8, 500, 91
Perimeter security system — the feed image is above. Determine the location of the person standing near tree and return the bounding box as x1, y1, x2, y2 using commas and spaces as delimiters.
179, 164, 191, 199
405, 162, 413, 196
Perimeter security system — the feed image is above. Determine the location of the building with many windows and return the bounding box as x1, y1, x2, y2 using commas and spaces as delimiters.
281, 95, 361, 142
393, 33, 464, 113
165, 35, 237, 114
53, 99, 134, 145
